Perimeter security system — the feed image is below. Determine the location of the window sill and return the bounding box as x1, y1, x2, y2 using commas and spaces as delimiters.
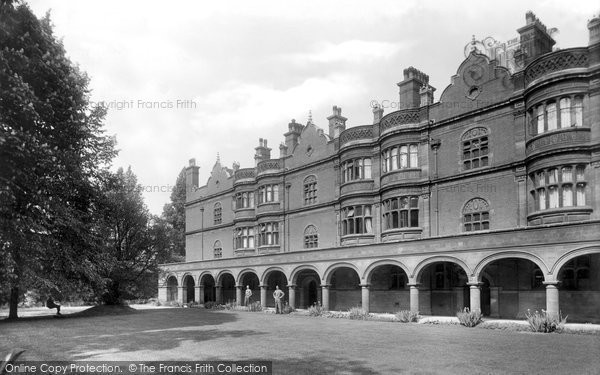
528, 206, 592, 226
381, 227, 422, 241
341, 233, 375, 246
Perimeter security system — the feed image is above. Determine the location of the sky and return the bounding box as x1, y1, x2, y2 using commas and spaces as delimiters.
27, 0, 599, 215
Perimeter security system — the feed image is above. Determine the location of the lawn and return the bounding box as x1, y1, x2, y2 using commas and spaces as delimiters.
1, 307, 599, 374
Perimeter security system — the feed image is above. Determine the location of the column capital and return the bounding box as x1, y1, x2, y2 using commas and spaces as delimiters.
359, 284, 370, 289
407, 283, 421, 288
260, 284, 268, 289
320, 284, 331, 289
543, 281, 560, 287
286, 284, 297, 289
235, 284, 244, 289
215, 285, 222, 289
467, 282, 484, 287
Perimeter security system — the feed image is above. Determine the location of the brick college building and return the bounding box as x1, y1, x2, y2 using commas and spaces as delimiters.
159, 12, 600, 322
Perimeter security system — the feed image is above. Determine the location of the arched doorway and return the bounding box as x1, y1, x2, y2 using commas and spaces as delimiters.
558, 254, 600, 323
368, 264, 409, 313
166, 276, 178, 302
220, 273, 236, 303
200, 274, 216, 302
264, 270, 288, 307
240, 272, 260, 306
479, 258, 545, 319
295, 269, 321, 308
183, 275, 195, 303
329, 267, 361, 311
419, 262, 469, 316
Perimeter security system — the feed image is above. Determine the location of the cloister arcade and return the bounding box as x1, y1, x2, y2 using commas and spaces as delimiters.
159, 246, 600, 323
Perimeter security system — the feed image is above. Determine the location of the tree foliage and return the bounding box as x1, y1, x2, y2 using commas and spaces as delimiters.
161, 168, 186, 262
0, 1, 116, 317
95, 167, 171, 304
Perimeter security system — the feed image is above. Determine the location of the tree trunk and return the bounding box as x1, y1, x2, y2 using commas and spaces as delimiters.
102, 280, 121, 305
9, 285, 19, 319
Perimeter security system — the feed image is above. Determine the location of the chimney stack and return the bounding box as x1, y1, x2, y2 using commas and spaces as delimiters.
372, 105, 384, 124
398, 67, 430, 109
327, 106, 347, 138
185, 158, 200, 198
254, 138, 272, 165
589, 14, 600, 67
515, 11, 556, 67
284, 119, 304, 152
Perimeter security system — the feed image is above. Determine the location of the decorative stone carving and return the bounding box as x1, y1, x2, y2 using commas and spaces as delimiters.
525, 49, 588, 85
526, 129, 589, 154
257, 159, 281, 173
461, 127, 488, 141
339, 126, 374, 146
463, 198, 490, 213
380, 109, 421, 131
234, 168, 255, 180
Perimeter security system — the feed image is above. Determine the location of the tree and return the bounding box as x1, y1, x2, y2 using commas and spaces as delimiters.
0, 1, 116, 318
161, 168, 186, 261
96, 167, 170, 304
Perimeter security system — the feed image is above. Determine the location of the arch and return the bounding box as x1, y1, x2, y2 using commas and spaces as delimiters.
473, 251, 550, 282
260, 266, 289, 284
303, 174, 317, 184
199, 271, 215, 285
237, 268, 260, 284
413, 256, 471, 280
181, 272, 195, 285
215, 270, 235, 286
551, 246, 600, 277
182, 273, 195, 303
323, 262, 361, 284
460, 126, 489, 141
290, 265, 322, 285
162, 273, 178, 286
363, 259, 410, 284
166, 275, 178, 302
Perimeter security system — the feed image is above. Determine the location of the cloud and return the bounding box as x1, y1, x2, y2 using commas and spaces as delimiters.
287, 40, 411, 64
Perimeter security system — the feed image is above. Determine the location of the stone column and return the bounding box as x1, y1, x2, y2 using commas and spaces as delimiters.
177, 286, 185, 305
468, 283, 482, 313
287, 284, 296, 309
360, 284, 370, 313
198, 285, 205, 304
236, 285, 243, 305
544, 281, 560, 317
194, 285, 201, 303
215, 286, 223, 304
409, 284, 419, 313
260, 284, 268, 308
157, 286, 167, 303
489, 287, 500, 318
321, 284, 330, 311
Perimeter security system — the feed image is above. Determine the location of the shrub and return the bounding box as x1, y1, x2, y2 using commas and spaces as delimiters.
281, 303, 294, 314
396, 310, 420, 323
457, 307, 483, 327
525, 309, 567, 333
204, 301, 220, 309
224, 301, 239, 310
308, 302, 324, 317
247, 301, 263, 312
348, 306, 369, 320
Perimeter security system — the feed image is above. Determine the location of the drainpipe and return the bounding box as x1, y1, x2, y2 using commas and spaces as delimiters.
200, 207, 204, 260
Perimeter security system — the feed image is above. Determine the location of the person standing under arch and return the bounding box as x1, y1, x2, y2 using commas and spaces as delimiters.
273, 285, 285, 314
